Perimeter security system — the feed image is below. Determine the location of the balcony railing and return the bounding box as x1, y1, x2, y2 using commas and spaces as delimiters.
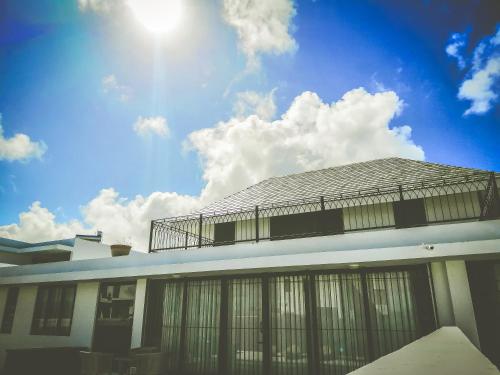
149, 171, 500, 252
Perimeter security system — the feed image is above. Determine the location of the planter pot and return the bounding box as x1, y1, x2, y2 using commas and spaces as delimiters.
110, 244, 131, 257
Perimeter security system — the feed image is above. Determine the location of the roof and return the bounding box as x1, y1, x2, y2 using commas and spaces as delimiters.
200, 157, 494, 213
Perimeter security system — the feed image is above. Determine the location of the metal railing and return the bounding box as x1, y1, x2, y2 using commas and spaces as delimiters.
149, 172, 500, 252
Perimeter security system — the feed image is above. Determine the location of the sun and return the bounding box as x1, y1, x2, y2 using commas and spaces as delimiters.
127, 0, 183, 35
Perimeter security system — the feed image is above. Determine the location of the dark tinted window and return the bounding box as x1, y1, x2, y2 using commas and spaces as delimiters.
270, 209, 344, 240
31, 285, 76, 336
214, 221, 236, 245
1, 287, 19, 333
393, 198, 427, 228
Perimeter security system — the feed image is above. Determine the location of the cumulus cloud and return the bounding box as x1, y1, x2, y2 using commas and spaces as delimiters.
189, 88, 424, 202
0, 119, 47, 162
0, 202, 86, 242
133, 116, 170, 137
445, 32, 467, 69
222, 0, 297, 69
102, 74, 133, 102
78, 0, 121, 13
234, 89, 277, 120
446, 27, 500, 115
1, 88, 424, 250
0, 191, 201, 247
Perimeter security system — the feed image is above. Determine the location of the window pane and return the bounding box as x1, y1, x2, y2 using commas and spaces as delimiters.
32, 287, 50, 334
228, 278, 263, 375
366, 271, 419, 358
1, 287, 19, 333
315, 273, 369, 375
59, 286, 76, 334
214, 222, 236, 245
184, 279, 221, 375
161, 281, 184, 372
393, 199, 427, 228
269, 275, 308, 375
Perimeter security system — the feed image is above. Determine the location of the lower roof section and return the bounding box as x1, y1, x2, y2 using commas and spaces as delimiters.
0, 219, 499, 285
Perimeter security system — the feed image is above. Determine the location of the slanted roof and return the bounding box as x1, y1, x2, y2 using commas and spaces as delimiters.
200, 157, 493, 213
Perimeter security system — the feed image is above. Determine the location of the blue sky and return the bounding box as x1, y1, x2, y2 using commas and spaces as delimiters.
0, 0, 499, 248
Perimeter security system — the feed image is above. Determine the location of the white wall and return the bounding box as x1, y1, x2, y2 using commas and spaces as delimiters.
70, 238, 112, 260
0, 281, 99, 369
430, 262, 455, 326
130, 278, 147, 349
445, 260, 481, 348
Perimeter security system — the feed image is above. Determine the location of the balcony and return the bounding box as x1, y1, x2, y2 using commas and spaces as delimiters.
149, 172, 500, 252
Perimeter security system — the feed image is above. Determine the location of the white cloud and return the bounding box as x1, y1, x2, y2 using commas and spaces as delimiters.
0, 118, 47, 162
222, 0, 297, 69
234, 89, 277, 120
446, 27, 500, 115
133, 116, 170, 137
78, 0, 120, 13
459, 56, 500, 115
446, 32, 467, 69
189, 87, 424, 203
102, 74, 133, 102
0, 202, 86, 243
1, 87, 424, 250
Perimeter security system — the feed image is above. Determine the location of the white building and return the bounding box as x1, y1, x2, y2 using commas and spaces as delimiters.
0, 157, 499, 375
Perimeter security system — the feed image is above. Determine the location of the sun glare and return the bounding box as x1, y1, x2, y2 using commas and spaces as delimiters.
127, 0, 183, 35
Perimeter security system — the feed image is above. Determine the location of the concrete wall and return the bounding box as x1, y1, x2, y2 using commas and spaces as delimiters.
130, 278, 147, 349
430, 260, 481, 348
0, 281, 100, 369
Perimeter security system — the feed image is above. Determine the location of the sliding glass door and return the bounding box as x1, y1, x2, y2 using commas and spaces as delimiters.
144, 266, 435, 375
315, 273, 370, 375
269, 275, 309, 375
228, 278, 263, 375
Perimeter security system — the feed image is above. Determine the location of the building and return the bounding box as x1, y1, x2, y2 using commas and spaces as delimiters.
0, 157, 499, 374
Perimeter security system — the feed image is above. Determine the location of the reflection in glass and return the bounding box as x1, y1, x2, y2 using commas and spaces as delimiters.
315, 273, 369, 375
269, 275, 309, 375
184, 279, 221, 375
228, 278, 263, 375
161, 281, 184, 372
366, 271, 418, 358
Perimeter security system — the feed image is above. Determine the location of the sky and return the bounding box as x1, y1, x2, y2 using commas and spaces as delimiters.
0, 0, 499, 250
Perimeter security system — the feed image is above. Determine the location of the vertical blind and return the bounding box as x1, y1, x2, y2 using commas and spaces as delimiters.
144, 266, 434, 375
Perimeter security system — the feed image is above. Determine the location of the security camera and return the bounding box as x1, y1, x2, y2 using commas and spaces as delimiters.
422, 243, 434, 251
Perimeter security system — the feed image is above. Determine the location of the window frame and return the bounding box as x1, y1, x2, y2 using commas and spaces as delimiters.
30, 284, 77, 336
214, 221, 236, 246
393, 198, 428, 229
270, 208, 344, 240
1, 286, 20, 334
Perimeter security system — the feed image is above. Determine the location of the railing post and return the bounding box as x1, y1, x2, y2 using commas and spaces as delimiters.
198, 214, 203, 248
398, 184, 404, 201
148, 220, 154, 253
255, 205, 259, 243
320, 196, 325, 211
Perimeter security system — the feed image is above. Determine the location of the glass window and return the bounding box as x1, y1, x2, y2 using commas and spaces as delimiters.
183, 279, 221, 374
214, 222, 236, 245
161, 281, 184, 372
269, 275, 309, 375
228, 278, 263, 375
1, 287, 19, 334
393, 198, 427, 228
270, 209, 343, 240
315, 274, 369, 375
365, 271, 418, 358
96, 283, 136, 323
31, 285, 76, 336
